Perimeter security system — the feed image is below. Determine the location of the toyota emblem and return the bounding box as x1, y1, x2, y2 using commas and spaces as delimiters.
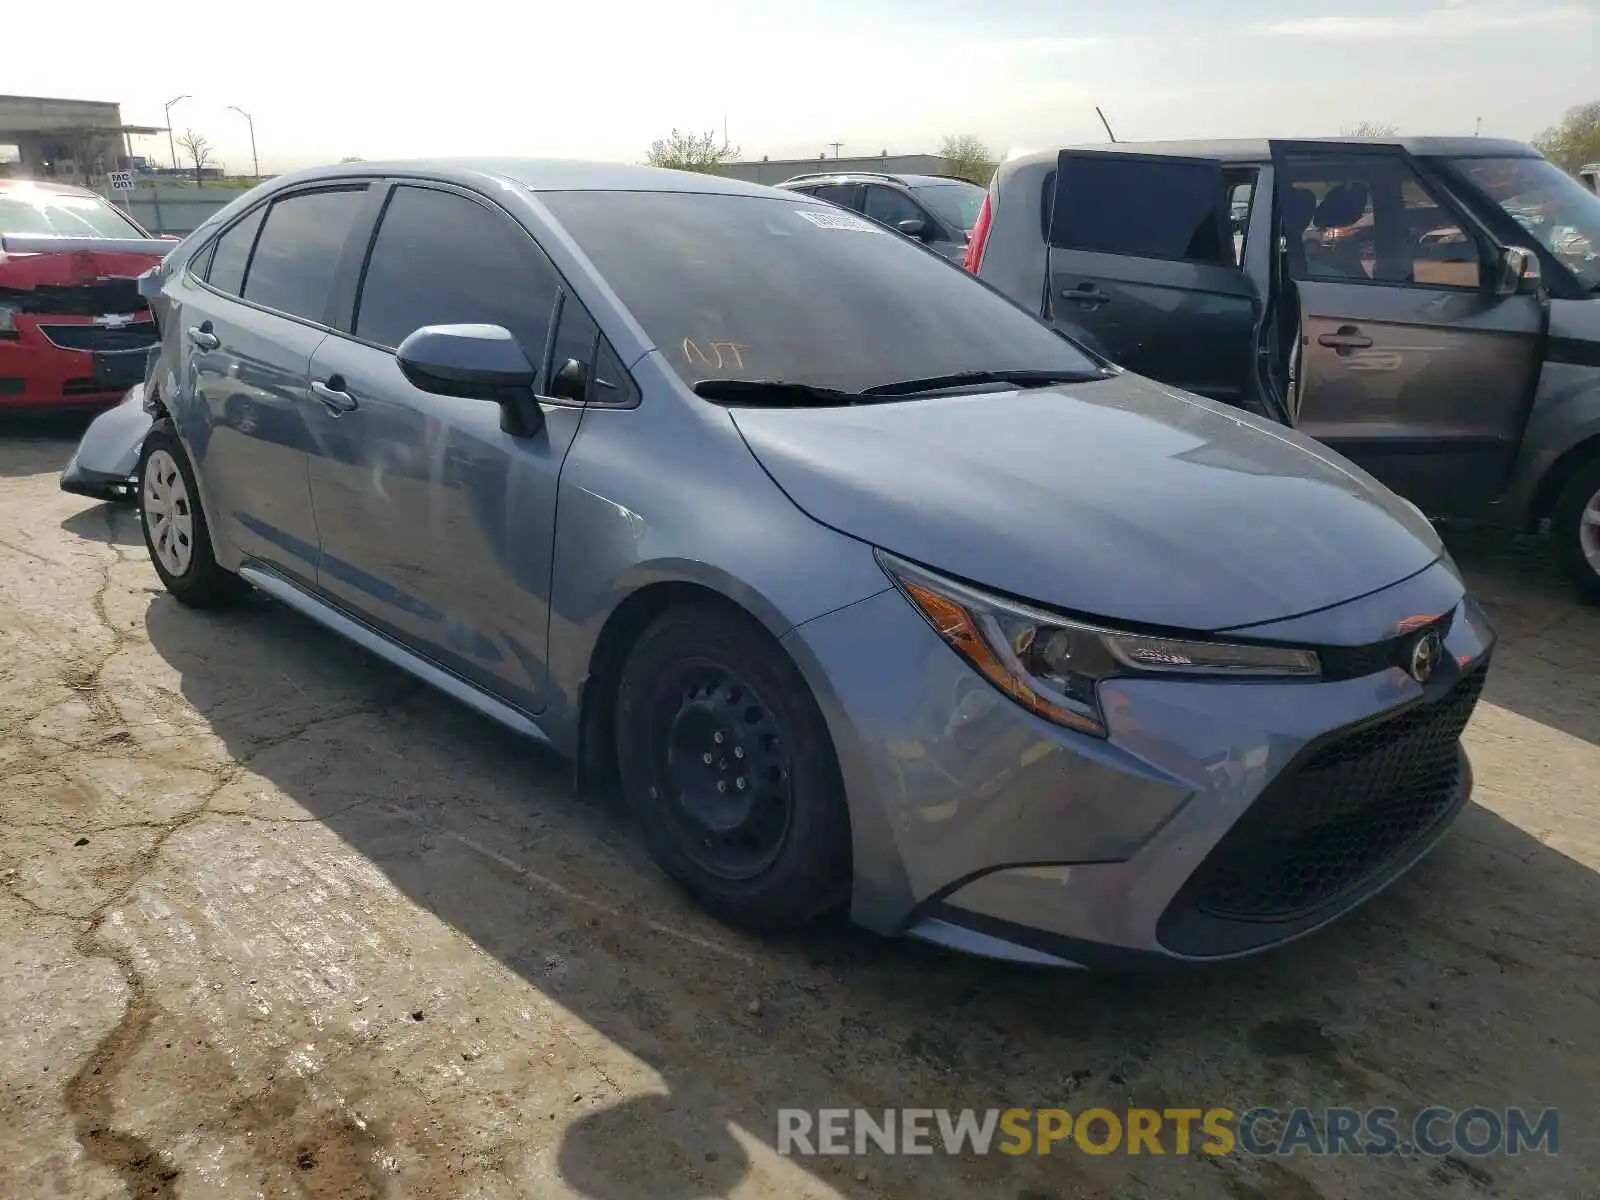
1408, 630, 1444, 683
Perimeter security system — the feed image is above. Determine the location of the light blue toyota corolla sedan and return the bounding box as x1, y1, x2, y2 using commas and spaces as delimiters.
129, 159, 1494, 967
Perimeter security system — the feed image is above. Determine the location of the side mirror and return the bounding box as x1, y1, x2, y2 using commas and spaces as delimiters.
896, 218, 929, 240
1489, 246, 1539, 298
396, 323, 544, 437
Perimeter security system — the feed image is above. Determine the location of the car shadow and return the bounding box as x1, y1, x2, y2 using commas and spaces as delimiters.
1442, 524, 1600, 748
60, 501, 143, 546
124, 527, 1598, 1198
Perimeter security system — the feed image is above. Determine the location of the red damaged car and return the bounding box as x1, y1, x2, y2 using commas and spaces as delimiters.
0, 179, 172, 410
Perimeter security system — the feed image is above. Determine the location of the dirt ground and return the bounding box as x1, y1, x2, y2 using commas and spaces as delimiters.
0, 416, 1595, 1200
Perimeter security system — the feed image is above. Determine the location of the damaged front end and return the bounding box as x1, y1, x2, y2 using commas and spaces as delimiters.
1, 233, 170, 409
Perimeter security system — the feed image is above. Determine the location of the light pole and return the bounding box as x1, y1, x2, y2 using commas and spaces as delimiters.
227, 106, 259, 178
163, 95, 190, 170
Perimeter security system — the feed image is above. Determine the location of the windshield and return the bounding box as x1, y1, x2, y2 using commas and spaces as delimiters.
0, 188, 144, 239
1449, 156, 1600, 291
911, 180, 986, 232
540, 191, 1098, 395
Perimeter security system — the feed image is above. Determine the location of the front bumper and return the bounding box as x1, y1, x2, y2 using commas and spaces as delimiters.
781, 559, 1494, 966
0, 315, 156, 409
59, 384, 151, 501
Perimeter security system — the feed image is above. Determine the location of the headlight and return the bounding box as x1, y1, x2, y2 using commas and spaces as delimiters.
879, 552, 1321, 738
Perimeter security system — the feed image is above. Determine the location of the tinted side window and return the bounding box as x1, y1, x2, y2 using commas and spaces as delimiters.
205, 205, 266, 296
242, 188, 367, 321
862, 186, 925, 229
1050, 156, 1228, 264
355, 185, 561, 358
811, 183, 863, 210
591, 337, 639, 408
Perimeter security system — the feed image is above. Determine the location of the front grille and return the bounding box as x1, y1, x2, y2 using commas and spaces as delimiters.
1182, 666, 1487, 923
37, 323, 159, 352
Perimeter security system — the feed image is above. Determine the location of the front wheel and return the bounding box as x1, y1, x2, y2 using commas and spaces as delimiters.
615, 602, 852, 930
1554, 456, 1600, 605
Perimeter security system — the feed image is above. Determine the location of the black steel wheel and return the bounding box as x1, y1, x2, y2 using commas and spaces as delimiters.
616, 601, 851, 929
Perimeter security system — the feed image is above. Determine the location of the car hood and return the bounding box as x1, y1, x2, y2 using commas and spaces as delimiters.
0, 246, 163, 314
729, 372, 1443, 632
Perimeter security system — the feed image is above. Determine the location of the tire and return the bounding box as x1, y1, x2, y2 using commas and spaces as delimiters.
137, 420, 248, 608
615, 601, 851, 930
1553, 455, 1600, 606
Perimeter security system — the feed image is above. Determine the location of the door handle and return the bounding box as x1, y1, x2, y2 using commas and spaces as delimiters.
1063, 283, 1112, 305
187, 323, 219, 351
311, 378, 357, 412
1317, 326, 1373, 352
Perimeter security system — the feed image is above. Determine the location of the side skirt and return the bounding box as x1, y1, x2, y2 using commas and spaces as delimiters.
238, 564, 553, 746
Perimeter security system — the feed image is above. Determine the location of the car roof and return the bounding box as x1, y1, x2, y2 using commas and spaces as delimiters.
778, 172, 973, 188
1007, 136, 1539, 169
0, 177, 104, 199
261, 158, 786, 198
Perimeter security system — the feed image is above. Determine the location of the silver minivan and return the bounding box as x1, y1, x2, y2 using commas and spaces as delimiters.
968, 137, 1600, 601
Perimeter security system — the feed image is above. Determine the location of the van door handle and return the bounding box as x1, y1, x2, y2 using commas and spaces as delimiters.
1318, 326, 1373, 352
1063, 283, 1112, 306
311, 378, 357, 412
187, 323, 219, 351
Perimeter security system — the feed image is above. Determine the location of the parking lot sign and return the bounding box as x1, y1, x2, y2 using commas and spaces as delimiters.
107, 170, 134, 192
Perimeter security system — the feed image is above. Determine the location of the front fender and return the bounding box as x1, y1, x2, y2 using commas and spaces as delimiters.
543, 354, 893, 745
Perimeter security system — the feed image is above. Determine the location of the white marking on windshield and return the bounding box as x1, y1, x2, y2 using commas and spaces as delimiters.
795, 208, 880, 233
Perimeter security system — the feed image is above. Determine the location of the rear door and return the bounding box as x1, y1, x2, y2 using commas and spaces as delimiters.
1269, 140, 1544, 515
1045, 151, 1260, 404
178, 183, 372, 585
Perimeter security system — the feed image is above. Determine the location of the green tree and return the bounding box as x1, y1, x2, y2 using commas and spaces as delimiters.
646, 129, 739, 174
339, 155, 365, 163
1341, 121, 1399, 137
1532, 101, 1600, 174
940, 135, 996, 184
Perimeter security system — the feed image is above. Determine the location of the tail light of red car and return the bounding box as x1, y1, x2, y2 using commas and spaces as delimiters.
962, 190, 994, 274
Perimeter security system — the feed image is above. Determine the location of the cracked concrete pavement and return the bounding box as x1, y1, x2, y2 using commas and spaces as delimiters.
1, 419, 1596, 1199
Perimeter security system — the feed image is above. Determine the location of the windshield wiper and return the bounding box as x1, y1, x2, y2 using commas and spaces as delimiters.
693, 379, 861, 407
859, 368, 1111, 397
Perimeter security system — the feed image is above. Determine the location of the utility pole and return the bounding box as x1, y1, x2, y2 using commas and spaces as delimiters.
1474, 116, 1482, 137
163, 94, 190, 170
1095, 106, 1118, 143
228, 106, 259, 178
828, 141, 844, 159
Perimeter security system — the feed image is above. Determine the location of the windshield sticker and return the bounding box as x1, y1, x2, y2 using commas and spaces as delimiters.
682, 338, 748, 370
795, 208, 880, 233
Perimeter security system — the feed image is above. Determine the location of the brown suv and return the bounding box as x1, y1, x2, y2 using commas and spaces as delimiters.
967, 138, 1600, 601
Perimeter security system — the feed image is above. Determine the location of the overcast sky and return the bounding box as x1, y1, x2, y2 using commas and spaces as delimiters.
12, 0, 1598, 174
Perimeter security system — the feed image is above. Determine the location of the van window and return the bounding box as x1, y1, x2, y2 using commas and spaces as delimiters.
1050, 155, 1229, 265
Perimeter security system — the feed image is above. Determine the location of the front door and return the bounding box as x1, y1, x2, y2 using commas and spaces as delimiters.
1270, 140, 1544, 516
1044, 150, 1263, 406
177, 184, 372, 584
305, 182, 587, 713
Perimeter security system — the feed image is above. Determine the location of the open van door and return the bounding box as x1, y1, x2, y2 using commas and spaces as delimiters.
1268, 139, 1544, 516
1045, 150, 1265, 407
